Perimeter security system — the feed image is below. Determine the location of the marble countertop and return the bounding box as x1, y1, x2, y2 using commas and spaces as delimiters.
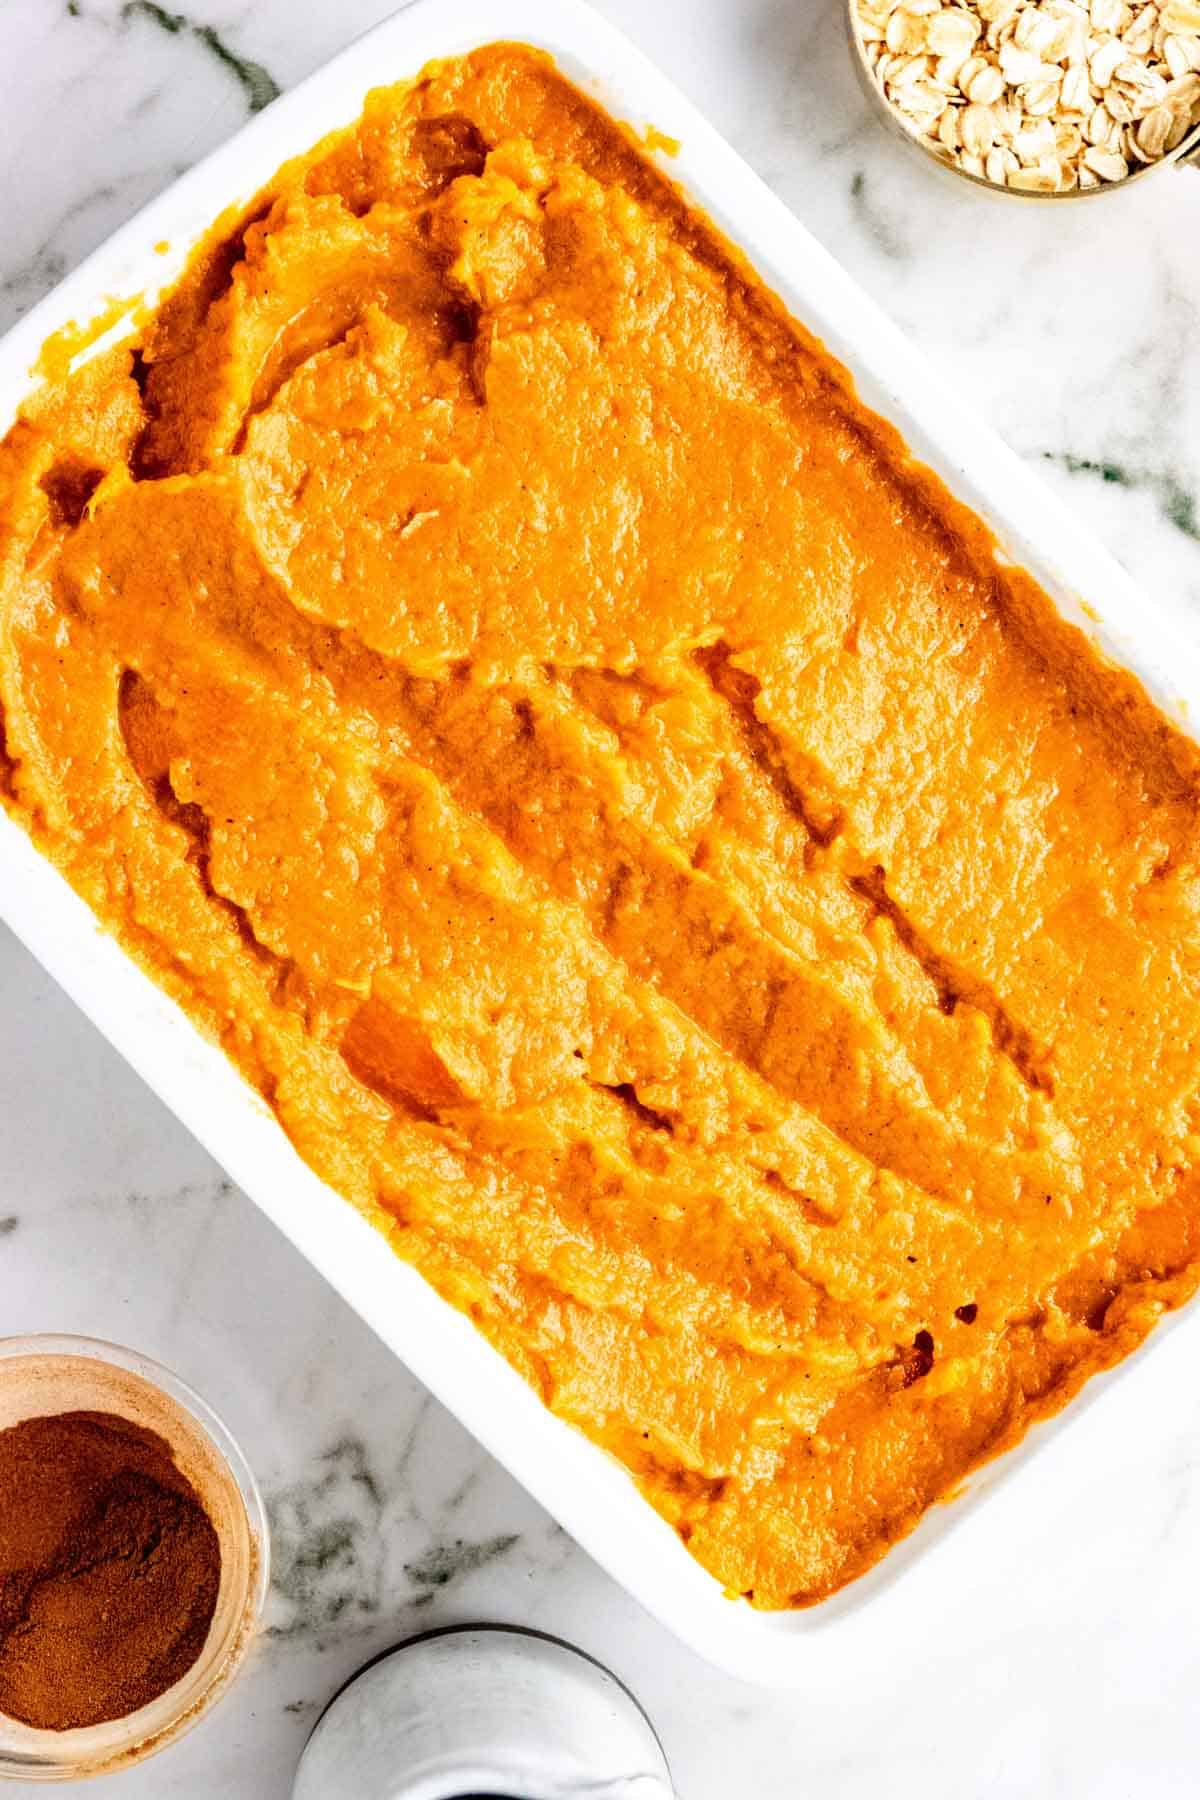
2, 1, 1199, 1794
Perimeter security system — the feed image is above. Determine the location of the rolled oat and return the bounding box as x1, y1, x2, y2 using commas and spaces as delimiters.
854, 0, 1200, 187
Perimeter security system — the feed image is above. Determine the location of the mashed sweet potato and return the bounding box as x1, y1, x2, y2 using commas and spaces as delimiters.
3, 44, 1200, 1608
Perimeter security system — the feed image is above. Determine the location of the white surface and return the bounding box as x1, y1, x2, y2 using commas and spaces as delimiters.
291, 1629, 673, 1798
5, 0, 1199, 1693
1, 0, 1199, 1791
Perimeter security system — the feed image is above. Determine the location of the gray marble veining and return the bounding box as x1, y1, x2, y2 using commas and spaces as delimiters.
117, 1, 281, 113
1041, 450, 1200, 543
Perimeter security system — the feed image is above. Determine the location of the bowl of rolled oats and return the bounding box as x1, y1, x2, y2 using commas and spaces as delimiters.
849, 0, 1200, 192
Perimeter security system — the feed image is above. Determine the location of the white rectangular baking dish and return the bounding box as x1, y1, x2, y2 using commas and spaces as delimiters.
3, 0, 1199, 1688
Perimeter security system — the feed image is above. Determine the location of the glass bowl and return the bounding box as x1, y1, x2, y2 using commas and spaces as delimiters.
0, 1335, 269, 1782
846, 0, 1200, 199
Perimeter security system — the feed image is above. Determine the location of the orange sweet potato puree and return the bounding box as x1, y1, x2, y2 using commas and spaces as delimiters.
4, 44, 1200, 1609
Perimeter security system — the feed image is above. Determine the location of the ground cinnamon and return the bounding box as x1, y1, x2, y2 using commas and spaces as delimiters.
0, 1409, 221, 1730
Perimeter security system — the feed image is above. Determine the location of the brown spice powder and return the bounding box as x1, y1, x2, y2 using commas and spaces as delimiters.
0, 1409, 221, 1731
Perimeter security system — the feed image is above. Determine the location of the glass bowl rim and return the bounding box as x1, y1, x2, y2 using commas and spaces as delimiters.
0, 1332, 270, 1781
845, 0, 1200, 201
